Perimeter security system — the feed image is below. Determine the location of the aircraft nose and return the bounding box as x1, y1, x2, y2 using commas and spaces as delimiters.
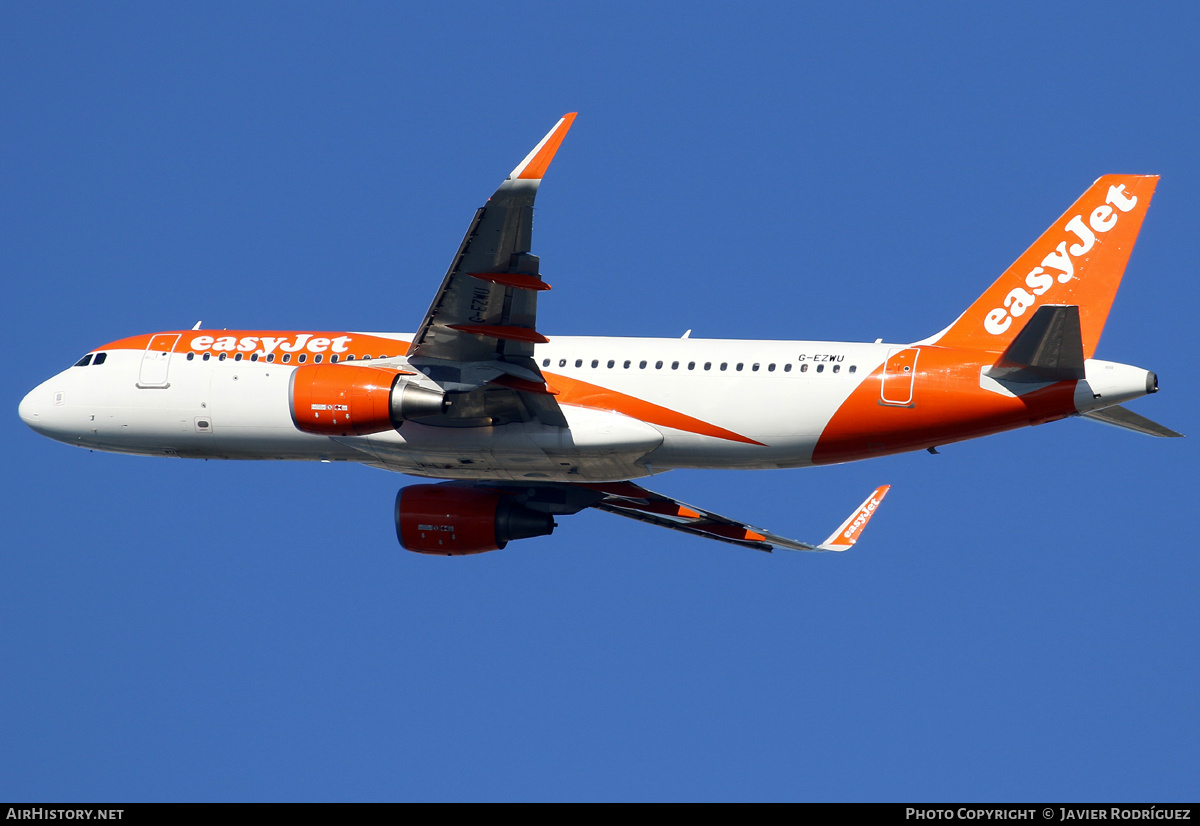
19, 386, 43, 430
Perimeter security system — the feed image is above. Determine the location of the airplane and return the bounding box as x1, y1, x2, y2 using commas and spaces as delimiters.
17, 113, 1180, 556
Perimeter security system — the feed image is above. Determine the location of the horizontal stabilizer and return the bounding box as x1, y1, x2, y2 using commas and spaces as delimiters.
988, 304, 1086, 383
1081, 405, 1183, 438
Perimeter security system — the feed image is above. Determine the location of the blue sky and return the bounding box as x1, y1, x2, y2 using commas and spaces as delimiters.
3, 2, 1198, 801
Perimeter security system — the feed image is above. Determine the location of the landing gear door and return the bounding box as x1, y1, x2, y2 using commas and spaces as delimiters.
880, 347, 918, 406
138, 333, 181, 388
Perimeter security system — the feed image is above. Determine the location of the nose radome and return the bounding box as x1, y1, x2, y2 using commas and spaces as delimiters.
18, 386, 39, 425
19, 385, 45, 431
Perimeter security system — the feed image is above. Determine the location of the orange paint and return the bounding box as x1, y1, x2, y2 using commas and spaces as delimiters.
814, 346, 1077, 464
546, 372, 766, 446
933, 175, 1157, 358
517, 112, 577, 180
447, 324, 549, 344
468, 272, 552, 291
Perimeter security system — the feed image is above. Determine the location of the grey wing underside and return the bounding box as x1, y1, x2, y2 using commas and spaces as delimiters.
405, 115, 576, 428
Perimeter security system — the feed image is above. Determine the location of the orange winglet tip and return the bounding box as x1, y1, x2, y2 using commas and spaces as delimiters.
488, 374, 558, 395
447, 324, 550, 344
512, 113, 577, 180
820, 484, 891, 551
468, 272, 551, 291
677, 506, 702, 519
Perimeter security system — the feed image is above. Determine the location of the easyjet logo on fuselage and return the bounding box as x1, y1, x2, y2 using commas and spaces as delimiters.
188, 333, 355, 357
983, 184, 1139, 336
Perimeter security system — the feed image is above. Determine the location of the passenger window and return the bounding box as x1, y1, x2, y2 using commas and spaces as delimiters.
202, 353, 211, 361
575, 359, 583, 368
639, 360, 647, 369
330, 354, 338, 363
655, 361, 663, 369
624, 360, 631, 368
671, 361, 679, 369
736, 363, 744, 371
282, 354, 291, 363
235, 353, 244, 362
251, 354, 260, 362
93, 353, 107, 365
591, 359, 598, 368
185, 353, 194, 362
559, 359, 567, 367
74, 355, 93, 367
720, 363, 727, 371
314, 354, 322, 363
607, 360, 615, 368
833, 364, 840, 373
784, 363, 792, 372
542, 359, 550, 367
768, 363, 775, 371
704, 362, 712, 370
751, 363, 759, 372
267, 354, 275, 363
219, 353, 227, 361
688, 362, 695, 370
363, 355, 371, 360
816, 364, 824, 373
849, 365, 856, 373
298, 354, 307, 363
800, 364, 808, 372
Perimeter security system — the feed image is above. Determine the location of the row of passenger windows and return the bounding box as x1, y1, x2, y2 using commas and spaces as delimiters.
184, 352, 395, 364
539, 357, 856, 375
74, 353, 108, 367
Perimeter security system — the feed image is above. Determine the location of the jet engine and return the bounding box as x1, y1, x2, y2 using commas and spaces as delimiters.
395, 484, 556, 555
289, 363, 448, 436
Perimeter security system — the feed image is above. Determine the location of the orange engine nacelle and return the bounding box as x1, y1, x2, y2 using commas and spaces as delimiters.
395, 484, 556, 555
289, 363, 448, 436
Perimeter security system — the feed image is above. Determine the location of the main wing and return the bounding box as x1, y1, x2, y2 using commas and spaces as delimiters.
586, 481, 891, 552
405, 114, 577, 427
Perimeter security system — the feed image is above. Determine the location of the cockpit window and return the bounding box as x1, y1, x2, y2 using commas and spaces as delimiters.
74, 354, 93, 367
93, 352, 107, 365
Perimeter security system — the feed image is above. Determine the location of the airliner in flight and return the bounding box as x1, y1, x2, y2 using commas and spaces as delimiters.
18, 114, 1179, 555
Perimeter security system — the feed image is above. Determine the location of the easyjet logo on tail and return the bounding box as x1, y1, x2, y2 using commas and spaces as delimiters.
983, 184, 1139, 336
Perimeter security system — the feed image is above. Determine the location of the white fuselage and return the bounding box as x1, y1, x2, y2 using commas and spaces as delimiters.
18, 329, 1156, 485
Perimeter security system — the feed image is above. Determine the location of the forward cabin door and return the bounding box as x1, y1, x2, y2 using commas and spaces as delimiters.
138, 333, 181, 388
880, 347, 918, 406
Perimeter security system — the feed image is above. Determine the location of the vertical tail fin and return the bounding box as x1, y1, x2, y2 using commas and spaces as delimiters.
927, 175, 1158, 357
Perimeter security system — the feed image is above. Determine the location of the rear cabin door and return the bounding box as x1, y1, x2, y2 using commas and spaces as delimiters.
880, 347, 918, 406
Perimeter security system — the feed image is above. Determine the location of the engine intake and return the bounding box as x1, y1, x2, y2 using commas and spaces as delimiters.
289, 363, 448, 436
396, 484, 556, 555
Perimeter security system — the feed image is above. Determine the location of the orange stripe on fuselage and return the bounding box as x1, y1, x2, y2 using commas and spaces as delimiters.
813, 345, 1077, 464
97, 331, 413, 359
545, 372, 765, 446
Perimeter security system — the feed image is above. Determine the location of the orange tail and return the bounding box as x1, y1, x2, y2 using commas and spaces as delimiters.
928, 175, 1158, 358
